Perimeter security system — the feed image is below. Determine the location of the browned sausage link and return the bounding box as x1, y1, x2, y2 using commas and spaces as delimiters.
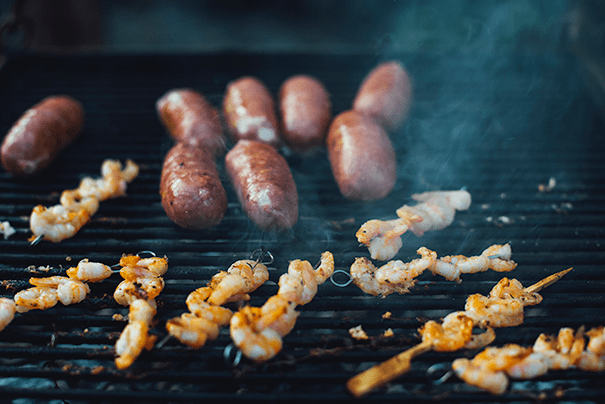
156, 88, 226, 156
225, 140, 298, 232
222, 76, 281, 148
160, 143, 228, 230
1, 95, 84, 176
353, 60, 412, 132
278, 75, 332, 152
326, 110, 397, 201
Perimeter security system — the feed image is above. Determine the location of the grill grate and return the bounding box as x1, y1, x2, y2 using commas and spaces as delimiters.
0, 52, 604, 403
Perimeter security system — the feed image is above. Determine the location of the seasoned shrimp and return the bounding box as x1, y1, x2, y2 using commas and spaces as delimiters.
351, 244, 516, 296
577, 326, 605, 371
230, 306, 283, 363
115, 298, 157, 370
230, 252, 334, 362
166, 313, 220, 349
375, 247, 437, 285
166, 257, 269, 349
57, 279, 90, 306
350, 257, 399, 297
420, 312, 475, 352
452, 358, 509, 395
14, 287, 59, 312
66, 259, 113, 282
30, 159, 139, 243
356, 190, 471, 261
0, 298, 16, 332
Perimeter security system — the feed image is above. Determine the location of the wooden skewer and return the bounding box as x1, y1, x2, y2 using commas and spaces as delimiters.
346, 267, 573, 398
523, 267, 572, 294
346, 340, 432, 398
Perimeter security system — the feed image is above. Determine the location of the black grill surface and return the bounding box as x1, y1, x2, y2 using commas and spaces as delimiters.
0, 52, 604, 403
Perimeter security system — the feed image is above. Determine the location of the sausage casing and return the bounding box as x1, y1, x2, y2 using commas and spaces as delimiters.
222, 76, 281, 148
156, 88, 226, 156
278, 75, 331, 151
225, 140, 298, 231
160, 143, 227, 230
353, 60, 412, 132
1, 95, 84, 176
326, 110, 396, 201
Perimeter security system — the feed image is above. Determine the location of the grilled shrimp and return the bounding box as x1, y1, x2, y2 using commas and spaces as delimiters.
230, 306, 283, 363
351, 244, 516, 296
29, 276, 90, 306
165, 313, 220, 349
30, 159, 139, 243
115, 299, 157, 370
357, 190, 471, 261
0, 298, 16, 331
230, 252, 334, 362
420, 312, 475, 352
166, 258, 269, 349
66, 259, 113, 282
14, 287, 58, 312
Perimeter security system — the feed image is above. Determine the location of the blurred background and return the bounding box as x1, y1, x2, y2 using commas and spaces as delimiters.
0, 0, 603, 56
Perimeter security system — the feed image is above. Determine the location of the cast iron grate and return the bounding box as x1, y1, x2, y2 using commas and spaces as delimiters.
0, 52, 604, 403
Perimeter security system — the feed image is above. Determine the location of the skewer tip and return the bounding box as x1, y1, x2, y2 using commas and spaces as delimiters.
524, 267, 572, 294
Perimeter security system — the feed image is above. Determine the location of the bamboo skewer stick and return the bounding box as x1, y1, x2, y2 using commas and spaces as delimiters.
346, 268, 573, 398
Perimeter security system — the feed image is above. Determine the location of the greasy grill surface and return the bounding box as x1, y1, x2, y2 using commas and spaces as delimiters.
0, 53, 604, 403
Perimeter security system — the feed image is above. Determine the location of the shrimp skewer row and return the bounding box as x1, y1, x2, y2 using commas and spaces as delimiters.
453, 325, 605, 394
30, 159, 139, 244
356, 190, 471, 261
229, 251, 334, 363
12, 259, 113, 313
350, 244, 516, 297
346, 268, 572, 398
0, 259, 113, 333
165, 253, 270, 349
113, 254, 168, 370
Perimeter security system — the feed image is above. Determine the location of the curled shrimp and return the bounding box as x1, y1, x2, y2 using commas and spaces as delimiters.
115, 299, 157, 370
14, 287, 58, 312
230, 306, 283, 363
66, 259, 113, 282
0, 298, 16, 332
357, 190, 471, 261
166, 313, 220, 349
30, 159, 139, 244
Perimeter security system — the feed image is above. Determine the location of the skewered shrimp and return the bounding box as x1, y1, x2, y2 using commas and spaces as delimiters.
0, 298, 16, 331
350, 244, 516, 297
14, 287, 59, 312
113, 255, 168, 307
66, 259, 113, 282
577, 326, 605, 371
166, 255, 270, 349
114, 254, 167, 369
30, 159, 139, 243
115, 298, 157, 370
230, 251, 334, 362
453, 325, 605, 394
357, 190, 471, 260
346, 269, 572, 398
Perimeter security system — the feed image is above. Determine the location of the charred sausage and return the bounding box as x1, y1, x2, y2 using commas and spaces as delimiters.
278, 75, 332, 151
326, 110, 396, 201
353, 60, 412, 132
225, 140, 298, 231
222, 76, 281, 148
1, 95, 84, 176
160, 143, 227, 230
156, 88, 226, 156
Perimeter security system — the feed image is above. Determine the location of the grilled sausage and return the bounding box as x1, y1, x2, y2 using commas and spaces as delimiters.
225, 140, 298, 231
278, 75, 332, 151
160, 143, 227, 230
156, 88, 226, 156
353, 60, 412, 132
326, 110, 396, 201
222, 76, 281, 148
1, 95, 84, 176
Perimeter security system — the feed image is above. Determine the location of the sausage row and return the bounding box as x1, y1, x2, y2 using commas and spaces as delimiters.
2, 60, 412, 232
